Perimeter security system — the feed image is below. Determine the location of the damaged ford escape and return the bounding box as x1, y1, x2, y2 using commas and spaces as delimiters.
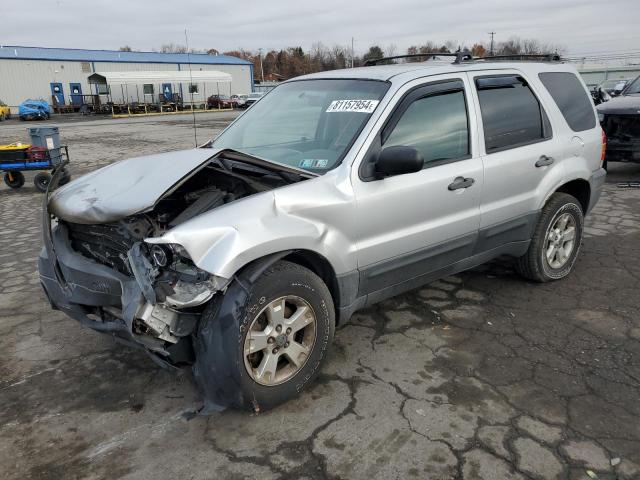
39, 56, 606, 411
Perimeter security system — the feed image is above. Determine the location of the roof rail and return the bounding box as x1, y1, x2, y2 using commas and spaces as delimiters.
363, 50, 473, 66
467, 53, 562, 62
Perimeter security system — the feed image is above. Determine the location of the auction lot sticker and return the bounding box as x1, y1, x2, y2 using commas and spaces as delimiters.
326, 99, 379, 113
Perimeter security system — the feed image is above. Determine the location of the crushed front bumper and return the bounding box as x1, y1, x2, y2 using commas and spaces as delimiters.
38, 171, 194, 366
39, 223, 146, 342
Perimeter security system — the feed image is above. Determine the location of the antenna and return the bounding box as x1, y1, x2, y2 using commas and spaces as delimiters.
184, 28, 198, 147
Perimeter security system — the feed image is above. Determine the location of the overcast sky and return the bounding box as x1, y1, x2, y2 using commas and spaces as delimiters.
2, 0, 639, 58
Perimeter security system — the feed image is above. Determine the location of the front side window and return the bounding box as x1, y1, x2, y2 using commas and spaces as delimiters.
476, 75, 549, 152
212, 79, 389, 173
384, 90, 469, 167
539, 72, 596, 132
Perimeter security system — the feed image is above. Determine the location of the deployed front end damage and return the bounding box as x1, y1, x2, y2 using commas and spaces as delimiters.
39, 149, 310, 367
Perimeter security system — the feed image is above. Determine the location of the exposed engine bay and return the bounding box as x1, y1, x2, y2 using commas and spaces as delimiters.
53, 154, 308, 361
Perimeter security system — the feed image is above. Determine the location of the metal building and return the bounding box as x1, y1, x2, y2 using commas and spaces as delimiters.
0, 45, 254, 108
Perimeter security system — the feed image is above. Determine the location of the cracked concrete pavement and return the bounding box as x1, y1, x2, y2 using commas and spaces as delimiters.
1, 113, 639, 480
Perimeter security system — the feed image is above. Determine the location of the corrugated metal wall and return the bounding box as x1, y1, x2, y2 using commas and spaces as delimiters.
0, 59, 251, 107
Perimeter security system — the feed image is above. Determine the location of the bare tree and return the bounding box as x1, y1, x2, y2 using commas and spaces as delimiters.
159, 43, 188, 54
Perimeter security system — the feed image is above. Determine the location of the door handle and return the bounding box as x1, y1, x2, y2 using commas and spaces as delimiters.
535, 155, 554, 167
448, 176, 475, 191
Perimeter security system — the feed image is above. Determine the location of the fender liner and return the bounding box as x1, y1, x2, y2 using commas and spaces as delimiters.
192, 250, 292, 411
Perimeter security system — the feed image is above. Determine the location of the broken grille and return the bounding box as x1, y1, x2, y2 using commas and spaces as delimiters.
602, 114, 640, 142
64, 222, 136, 276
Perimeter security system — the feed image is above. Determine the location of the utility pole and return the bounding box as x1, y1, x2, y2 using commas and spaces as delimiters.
488, 31, 496, 56
258, 48, 265, 82
351, 37, 354, 68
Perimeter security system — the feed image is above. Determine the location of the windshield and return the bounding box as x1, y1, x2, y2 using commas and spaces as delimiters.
623, 76, 640, 95
212, 79, 389, 173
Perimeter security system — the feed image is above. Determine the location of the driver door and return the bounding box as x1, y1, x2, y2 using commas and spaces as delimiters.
352, 76, 483, 300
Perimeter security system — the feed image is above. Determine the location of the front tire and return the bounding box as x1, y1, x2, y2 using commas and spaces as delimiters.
516, 193, 584, 282
194, 260, 335, 411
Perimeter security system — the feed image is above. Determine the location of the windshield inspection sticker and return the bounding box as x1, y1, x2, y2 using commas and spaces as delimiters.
326, 99, 379, 113
300, 159, 329, 169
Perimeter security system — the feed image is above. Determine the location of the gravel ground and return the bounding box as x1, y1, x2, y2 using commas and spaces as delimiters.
1, 113, 639, 480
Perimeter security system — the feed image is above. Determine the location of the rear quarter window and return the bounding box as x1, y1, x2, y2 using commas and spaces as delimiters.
538, 72, 596, 132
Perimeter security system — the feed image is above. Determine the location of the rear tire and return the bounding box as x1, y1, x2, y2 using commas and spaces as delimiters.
34, 172, 52, 192
194, 260, 335, 411
516, 193, 584, 282
4, 171, 25, 189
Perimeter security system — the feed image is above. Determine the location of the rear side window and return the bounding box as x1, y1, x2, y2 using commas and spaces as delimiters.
475, 75, 550, 152
539, 72, 596, 132
383, 90, 469, 167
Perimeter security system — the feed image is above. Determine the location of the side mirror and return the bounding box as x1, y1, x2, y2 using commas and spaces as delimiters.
375, 146, 424, 178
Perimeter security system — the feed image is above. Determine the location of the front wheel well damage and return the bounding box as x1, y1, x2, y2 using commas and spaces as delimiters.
282, 250, 341, 321
555, 179, 590, 213
231, 249, 341, 324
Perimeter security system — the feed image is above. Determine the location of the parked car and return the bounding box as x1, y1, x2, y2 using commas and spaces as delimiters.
19, 100, 51, 121
232, 94, 247, 108
206, 94, 236, 109
40, 58, 605, 412
592, 78, 632, 105
0, 100, 11, 121
242, 92, 263, 108
597, 74, 640, 167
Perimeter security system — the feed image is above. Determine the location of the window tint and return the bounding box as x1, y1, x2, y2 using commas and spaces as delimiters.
539, 72, 596, 132
384, 90, 469, 166
476, 76, 547, 151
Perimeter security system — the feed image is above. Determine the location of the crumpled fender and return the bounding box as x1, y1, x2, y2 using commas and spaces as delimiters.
192, 251, 291, 412
147, 171, 356, 280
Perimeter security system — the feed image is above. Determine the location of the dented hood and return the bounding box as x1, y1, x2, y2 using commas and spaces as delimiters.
49, 148, 216, 224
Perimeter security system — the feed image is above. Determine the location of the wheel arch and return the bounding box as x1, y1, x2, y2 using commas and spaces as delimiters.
235, 249, 344, 324
554, 178, 591, 213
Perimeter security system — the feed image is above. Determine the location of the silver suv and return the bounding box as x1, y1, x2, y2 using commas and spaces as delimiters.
39, 57, 606, 411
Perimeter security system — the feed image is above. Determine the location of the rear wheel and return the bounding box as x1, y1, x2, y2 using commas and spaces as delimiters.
516, 193, 584, 282
194, 260, 335, 411
34, 172, 52, 192
4, 171, 25, 189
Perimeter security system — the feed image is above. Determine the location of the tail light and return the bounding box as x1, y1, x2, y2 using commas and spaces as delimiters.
601, 128, 607, 165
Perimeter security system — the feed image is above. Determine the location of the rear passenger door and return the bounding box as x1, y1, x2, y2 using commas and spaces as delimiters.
467, 70, 565, 252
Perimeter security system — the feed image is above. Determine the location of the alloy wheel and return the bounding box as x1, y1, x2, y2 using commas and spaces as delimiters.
243, 295, 317, 386
544, 212, 577, 269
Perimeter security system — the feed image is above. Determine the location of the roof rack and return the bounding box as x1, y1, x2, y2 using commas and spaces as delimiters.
465, 53, 562, 62
363, 50, 473, 66
363, 52, 561, 67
